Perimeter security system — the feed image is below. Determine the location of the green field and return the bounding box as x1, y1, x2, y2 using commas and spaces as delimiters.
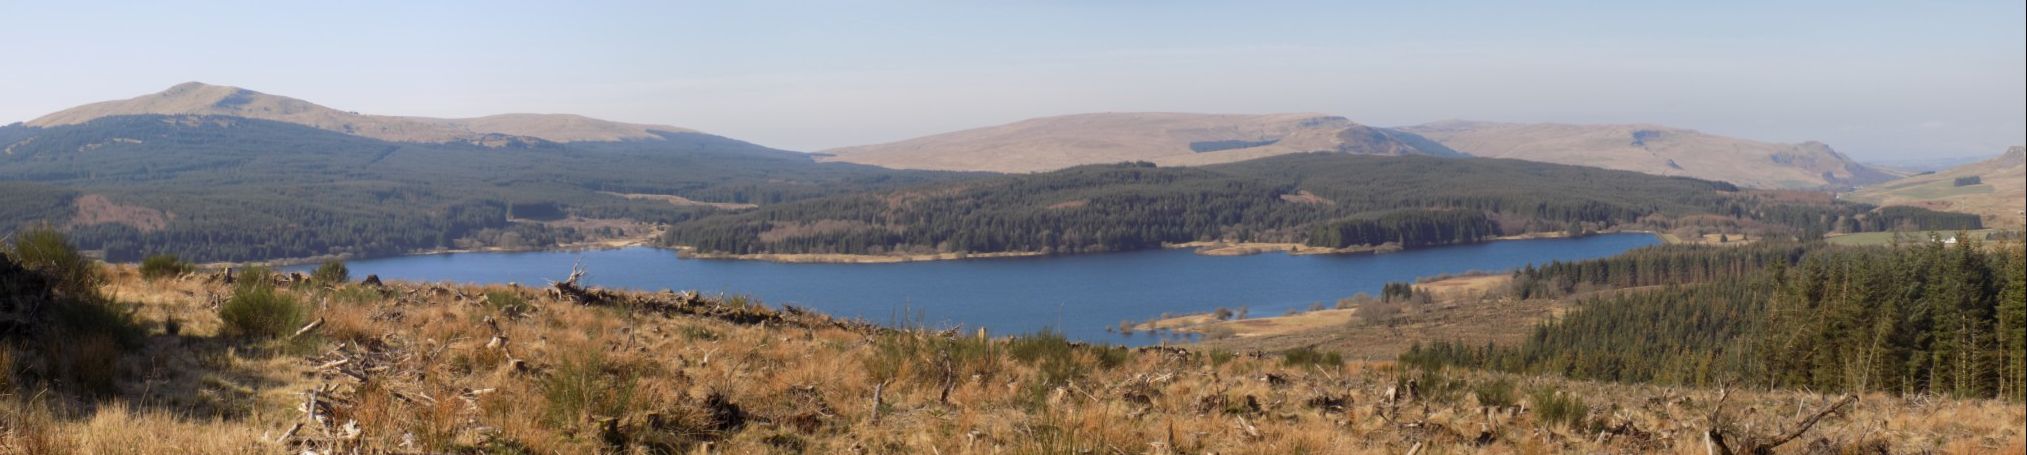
1825, 229, 2007, 246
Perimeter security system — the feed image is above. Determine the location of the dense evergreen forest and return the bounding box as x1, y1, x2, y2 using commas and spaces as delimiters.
0, 182, 76, 234
1507, 243, 1813, 299
1404, 239, 2027, 401
661, 154, 1980, 256
0, 115, 967, 262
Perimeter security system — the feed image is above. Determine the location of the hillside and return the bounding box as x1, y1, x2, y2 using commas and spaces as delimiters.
818, 112, 1460, 173
1, 235, 2017, 454
24, 82, 698, 144
1399, 120, 1897, 189
0, 114, 963, 262
1848, 146, 2027, 228
664, 153, 1979, 258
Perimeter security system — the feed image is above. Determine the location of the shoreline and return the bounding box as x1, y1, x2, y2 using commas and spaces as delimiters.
672, 247, 1047, 264
191, 235, 659, 270
1160, 241, 1395, 256
181, 230, 1659, 267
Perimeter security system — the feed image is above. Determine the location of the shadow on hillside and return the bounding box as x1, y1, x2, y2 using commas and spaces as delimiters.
6, 328, 294, 423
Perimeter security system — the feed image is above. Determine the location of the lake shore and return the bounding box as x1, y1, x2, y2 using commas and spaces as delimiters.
669, 240, 1394, 263
673, 247, 1047, 263
1128, 273, 1512, 337
198, 228, 659, 269
1161, 241, 1398, 256
202, 229, 1659, 268
316, 232, 1662, 344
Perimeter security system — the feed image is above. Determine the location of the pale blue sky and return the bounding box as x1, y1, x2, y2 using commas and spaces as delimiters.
2, 1, 2021, 159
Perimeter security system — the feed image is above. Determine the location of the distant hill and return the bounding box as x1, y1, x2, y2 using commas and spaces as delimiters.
665, 152, 1976, 258
1398, 120, 1897, 189
0, 84, 967, 262
26, 82, 699, 145
817, 113, 1461, 173
1848, 146, 2026, 228
1864, 154, 1989, 174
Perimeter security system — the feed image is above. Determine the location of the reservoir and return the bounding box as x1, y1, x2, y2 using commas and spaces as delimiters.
310, 233, 1659, 344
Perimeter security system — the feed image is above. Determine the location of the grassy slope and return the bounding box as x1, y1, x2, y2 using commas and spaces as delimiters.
4, 266, 2019, 454
1848, 147, 2026, 228
1825, 229, 2008, 246
1400, 121, 1896, 189
817, 112, 1458, 173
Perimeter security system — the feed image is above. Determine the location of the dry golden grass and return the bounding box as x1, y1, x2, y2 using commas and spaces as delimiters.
2, 266, 2020, 454
1156, 274, 1566, 360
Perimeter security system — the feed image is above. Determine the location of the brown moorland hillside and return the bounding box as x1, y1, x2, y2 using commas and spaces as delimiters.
818, 112, 1458, 173
1400, 120, 1897, 189
1849, 146, 2026, 228
25, 82, 697, 144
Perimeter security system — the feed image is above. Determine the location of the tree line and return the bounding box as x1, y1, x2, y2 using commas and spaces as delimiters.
664, 153, 1982, 256
1507, 243, 1812, 299
0, 115, 964, 262
1404, 239, 2027, 400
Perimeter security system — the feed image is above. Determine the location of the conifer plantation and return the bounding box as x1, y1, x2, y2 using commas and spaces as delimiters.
1405, 238, 2027, 401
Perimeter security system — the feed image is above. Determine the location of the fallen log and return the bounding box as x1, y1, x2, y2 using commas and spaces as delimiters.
1705, 392, 1858, 455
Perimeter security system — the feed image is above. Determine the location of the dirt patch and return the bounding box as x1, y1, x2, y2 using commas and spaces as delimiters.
602, 192, 757, 210
1210, 308, 1359, 338
677, 247, 1043, 263
1414, 273, 1509, 296
1277, 190, 1332, 205
68, 194, 171, 232
1167, 274, 1569, 360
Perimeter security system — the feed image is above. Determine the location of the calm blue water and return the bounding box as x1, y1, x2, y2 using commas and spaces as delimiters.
301, 233, 1657, 344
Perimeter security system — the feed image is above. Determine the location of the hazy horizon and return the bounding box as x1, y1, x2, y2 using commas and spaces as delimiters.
3, 1, 2021, 159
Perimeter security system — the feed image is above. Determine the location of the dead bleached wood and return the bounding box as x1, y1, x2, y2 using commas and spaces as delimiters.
1235, 416, 1262, 440
276, 422, 302, 444
870, 379, 890, 425
1703, 389, 1858, 455
936, 353, 957, 405
289, 317, 325, 340
1753, 394, 1858, 453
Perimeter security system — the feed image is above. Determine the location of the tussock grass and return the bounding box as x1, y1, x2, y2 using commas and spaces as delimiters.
1281, 346, 1343, 368
0, 258, 2019, 454
1473, 377, 1517, 409
137, 254, 193, 281
217, 277, 304, 339
1530, 385, 1590, 430
309, 260, 348, 285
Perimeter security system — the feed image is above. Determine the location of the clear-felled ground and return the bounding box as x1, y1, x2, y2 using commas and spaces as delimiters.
2, 266, 2022, 454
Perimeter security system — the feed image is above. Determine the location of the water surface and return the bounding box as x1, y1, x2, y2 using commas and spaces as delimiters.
310, 233, 1657, 344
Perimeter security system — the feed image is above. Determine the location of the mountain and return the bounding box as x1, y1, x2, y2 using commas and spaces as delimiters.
0, 84, 969, 262
817, 112, 1461, 173
25, 82, 697, 145
1864, 155, 1989, 174
1848, 146, 2026, 228
1397, 120, 1897, 189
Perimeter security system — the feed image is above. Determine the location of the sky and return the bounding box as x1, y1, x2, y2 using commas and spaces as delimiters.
1, 1, 2021, 160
